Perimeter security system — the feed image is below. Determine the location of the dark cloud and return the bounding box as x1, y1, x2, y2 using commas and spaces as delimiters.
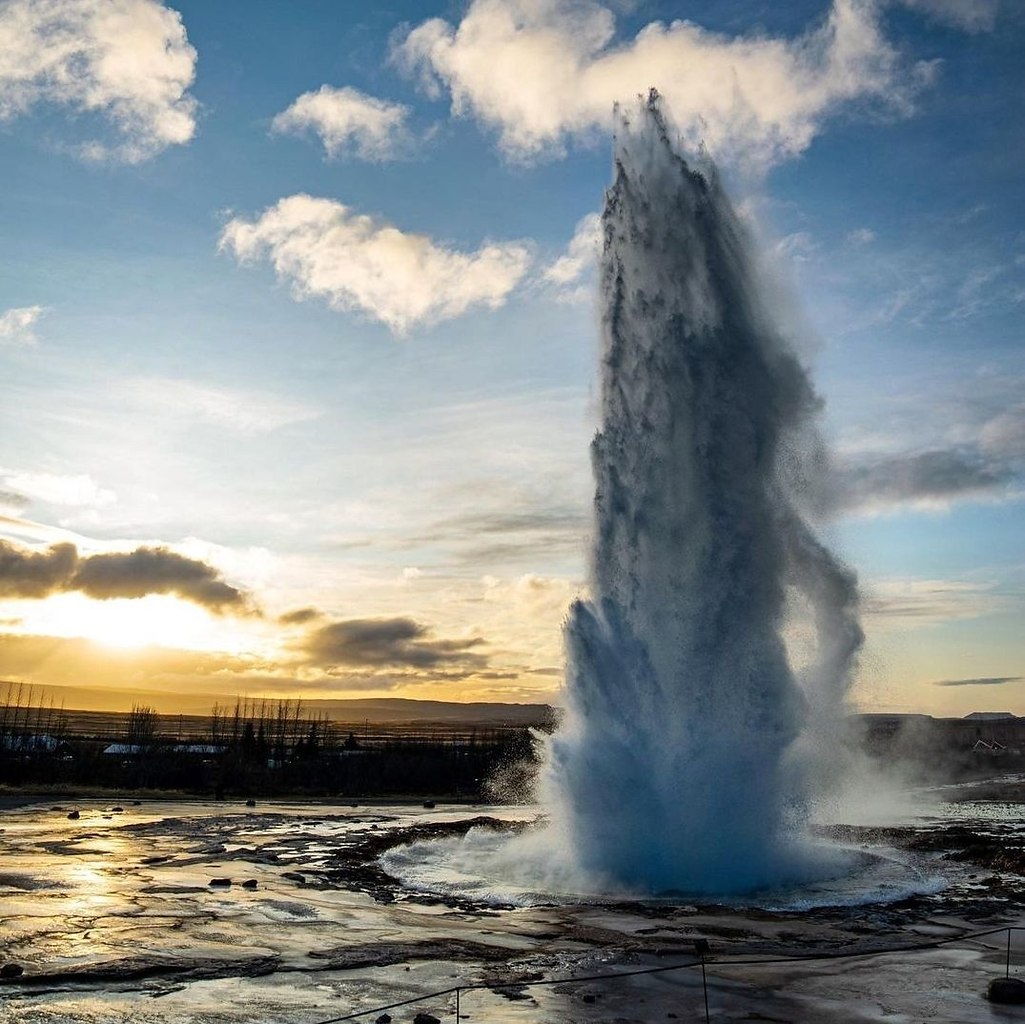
278, 606, 322, 626
0, 539, 251, 613
404, 507, 587, 566
72, 547, 249, 612
0, 541, 78, 598
303, 616, 487, 670
934, 676, 1022, 687
834, 449, 1010, 513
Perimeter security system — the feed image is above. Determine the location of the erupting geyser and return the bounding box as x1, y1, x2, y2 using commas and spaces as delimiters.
543, 94, 863, 895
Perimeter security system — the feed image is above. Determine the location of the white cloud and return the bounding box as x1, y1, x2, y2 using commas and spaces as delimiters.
897, 0, 999, 32
775, 231, 818, 262
0, 0, 197, 163
121, 377, 322, 435
392, 0, 930, 169
272, 85, 411, 161
846, 227, 876, 245
543, 212, 601, 300
864, 579, 1006, 628
2, 470, 116, 509
220, 194, 532, 334
0, 305, 45, 345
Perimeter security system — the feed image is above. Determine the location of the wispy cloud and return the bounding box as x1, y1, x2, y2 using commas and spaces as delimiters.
934, 675, 1021, 687
833, 448, 1011, 515
393, 0, 931, 169
0, 0, 197, 163
0, 306, 46, 346
845, 227, 876, 246
863, 578, 1007, 627
220, 194, 532, 334
897, 0, 999, 33
120, 377, 322, 435
272, 85, 412, 161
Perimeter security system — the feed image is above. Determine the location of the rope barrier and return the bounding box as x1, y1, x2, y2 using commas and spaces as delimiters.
302, 924, 1025, 1024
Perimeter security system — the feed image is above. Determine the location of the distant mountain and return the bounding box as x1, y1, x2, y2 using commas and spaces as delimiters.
0, 681, 555, 726
303, 697, 554, 726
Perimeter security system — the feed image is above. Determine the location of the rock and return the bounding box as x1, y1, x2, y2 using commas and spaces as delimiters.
242, 879, 258, 889
0, 963, 24, 978
66, 810, 80, 820
51, 806, 64, 811
988, 977, 1025, 1004
132, 800, 142, 805
422, 801, 436, 809
376, 1016, 392, 1024
245, 799, 257, 807
110, 806, 124, 812
412, 1014, 440, 1024
581, 993, 597, 1004
208, 877, 232, 887
282, 872, 305, 883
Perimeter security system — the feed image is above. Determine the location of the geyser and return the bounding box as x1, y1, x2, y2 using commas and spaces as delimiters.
543, 93, 863, 896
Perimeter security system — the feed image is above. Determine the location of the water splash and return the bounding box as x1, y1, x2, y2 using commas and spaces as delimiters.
542, 93, 863, 895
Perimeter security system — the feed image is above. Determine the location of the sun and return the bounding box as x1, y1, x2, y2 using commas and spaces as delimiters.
11, 592, 253, 654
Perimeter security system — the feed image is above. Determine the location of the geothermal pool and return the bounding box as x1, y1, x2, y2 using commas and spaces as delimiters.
1, 794, 1024, 1023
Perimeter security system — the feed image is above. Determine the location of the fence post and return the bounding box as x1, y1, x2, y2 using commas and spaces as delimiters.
455, 987, 461, 1020
1007, 929, 1011, 980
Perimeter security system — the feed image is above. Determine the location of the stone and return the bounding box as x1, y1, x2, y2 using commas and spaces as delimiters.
66, 810, 80, 820
412, 1014, 440, 1024
375, 1016, 392, 1024
242, 879, 258, 889
0, 964, 24, 978
208, 878, 232, 887
422, 801, 436, 809
988, 977, 1025, 1004
110, 806, 125, 812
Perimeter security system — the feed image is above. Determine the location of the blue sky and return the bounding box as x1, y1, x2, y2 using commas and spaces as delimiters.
0, 0, 1022, 716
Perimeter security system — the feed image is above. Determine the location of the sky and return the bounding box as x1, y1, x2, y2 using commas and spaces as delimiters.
0, 0, 1022, 718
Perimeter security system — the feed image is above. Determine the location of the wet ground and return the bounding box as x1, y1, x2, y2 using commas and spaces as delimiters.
1, 790, 1024, 1023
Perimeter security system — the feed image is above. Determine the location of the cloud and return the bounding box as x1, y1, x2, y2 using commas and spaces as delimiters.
272, 85, 411, 160
775, 231, 818, 262
833, 448, 1010, 514
0, 306, 46, 345
220, 194, 532, 334
0, 541, 79, 599
934, 676, 1021, 687
72, 548, 250, 611
845, 227, 876, 245
0, 491, 29, 514
0, 539, 251, 613
302, 616, 487, 670
1, 470, 115, 509
392, 0, 930, 168
863, 579, 1006, 627
897, 0, 999, 32
121, 377, 322, 435
278, 606, 322, 626
0, 0, 197, 163
542, 212, 601, 300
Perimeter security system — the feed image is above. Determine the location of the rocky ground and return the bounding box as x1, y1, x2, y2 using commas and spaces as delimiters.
1, 798, 1024, 1022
